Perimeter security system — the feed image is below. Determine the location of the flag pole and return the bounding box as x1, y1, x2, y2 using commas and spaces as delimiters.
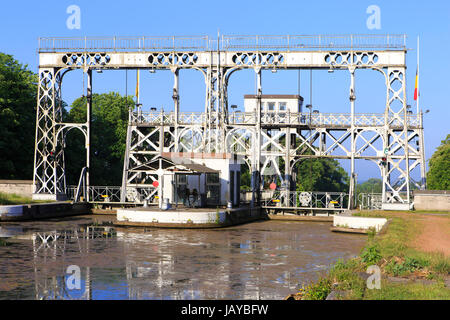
417, 36, 420, 114
136, 69, 140, 105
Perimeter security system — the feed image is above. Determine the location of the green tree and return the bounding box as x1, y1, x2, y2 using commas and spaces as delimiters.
65, 92, 134, 186
357, 178, 382, 194
427, 134, 450, 190
296, 158, 349, 192
0, 53, 38, 179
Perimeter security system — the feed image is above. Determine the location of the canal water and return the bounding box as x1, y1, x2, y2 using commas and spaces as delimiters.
0, 215, 365, 300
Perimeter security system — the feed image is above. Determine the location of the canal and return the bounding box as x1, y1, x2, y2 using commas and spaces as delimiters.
0, 215, 366, 300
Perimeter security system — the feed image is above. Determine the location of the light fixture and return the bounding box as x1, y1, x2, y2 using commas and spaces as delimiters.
328, 66, 334, 73
150, 107, 157, 111
149, 68, 155, 73
271, 67, 277, 73
313, 110, 319, 114
96, 68, 103, 73
305, 104, 312, 110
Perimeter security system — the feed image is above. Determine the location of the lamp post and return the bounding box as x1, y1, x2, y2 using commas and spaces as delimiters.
305, 104, 313, 191
231, 104, 238, 124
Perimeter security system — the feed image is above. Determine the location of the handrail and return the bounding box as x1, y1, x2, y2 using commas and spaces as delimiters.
130, 111, 421, 127
74, 167, 87, 202
38, 34, 406, 52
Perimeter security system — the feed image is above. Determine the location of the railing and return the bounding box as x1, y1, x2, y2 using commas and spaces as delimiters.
131, 111, 421, 128
358, 193, 383, 210
263, 190, 348, 210
67, 185, 156, 203
74, 167, 87, 202
38, 34, 406, 52
222, 34, 407, 51
39, 36, 211, 52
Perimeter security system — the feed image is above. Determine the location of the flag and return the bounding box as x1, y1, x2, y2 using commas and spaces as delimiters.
414, 69, 419, 101
135, 69, 140, 102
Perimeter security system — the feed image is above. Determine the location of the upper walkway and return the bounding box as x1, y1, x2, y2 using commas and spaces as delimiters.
38, 34, 407, 52
131, 111, 422, 129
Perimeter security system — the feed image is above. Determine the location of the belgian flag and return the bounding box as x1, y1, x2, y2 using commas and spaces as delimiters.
414, 69, 419, 101
135, 69, 140, 102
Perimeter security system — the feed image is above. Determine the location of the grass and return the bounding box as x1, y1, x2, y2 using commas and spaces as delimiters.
364, 281, 450, 300
0, 192, 52, 205
294, 210, 450, 300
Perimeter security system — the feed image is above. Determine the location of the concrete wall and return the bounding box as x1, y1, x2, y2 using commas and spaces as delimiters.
0, 180, 33, 198
413, 190, 450, 211
0, 202, 90, 221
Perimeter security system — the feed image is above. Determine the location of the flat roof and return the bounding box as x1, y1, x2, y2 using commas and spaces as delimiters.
133, 155, 218, 174
244, 94, 303, 100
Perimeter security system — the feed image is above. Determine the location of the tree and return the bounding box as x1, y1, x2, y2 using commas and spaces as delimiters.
65, 92, 134, 186
427, 134, 450, 190
295, 158, 349, 192
0, 53, 38, 179
357, 178, 382, 194
239, 157, 349, 193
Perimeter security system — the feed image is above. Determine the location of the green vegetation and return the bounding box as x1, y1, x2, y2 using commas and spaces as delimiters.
0, 191, 50, 205
295, 158, 349, 192
294, 211, 450, 300
0, 53, 37, 180
427, 134, 450, 190
357, 178, 382, 195
0, 238, 10, 246
240, 157, 349, 193
64, 93, 134, 186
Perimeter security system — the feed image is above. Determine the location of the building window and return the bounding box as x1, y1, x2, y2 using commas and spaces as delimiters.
268, 102, 275, 111
279, 102, 286, 111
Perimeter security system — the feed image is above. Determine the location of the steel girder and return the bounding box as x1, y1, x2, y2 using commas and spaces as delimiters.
33, 42, 425, 207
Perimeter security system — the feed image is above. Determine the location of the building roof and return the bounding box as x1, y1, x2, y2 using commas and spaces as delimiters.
131, 155, 218, 174
244, 94, 304, 100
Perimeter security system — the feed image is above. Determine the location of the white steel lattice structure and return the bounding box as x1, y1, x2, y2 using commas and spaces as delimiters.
33, 34, 426, 209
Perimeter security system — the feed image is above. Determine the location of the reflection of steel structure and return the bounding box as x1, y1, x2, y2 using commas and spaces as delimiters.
32, 229, 91, 300
31, 227, 118, 300
33, 34, 425, 209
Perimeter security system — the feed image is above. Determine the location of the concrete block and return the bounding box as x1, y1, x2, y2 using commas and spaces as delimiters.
333, 215, 387, 232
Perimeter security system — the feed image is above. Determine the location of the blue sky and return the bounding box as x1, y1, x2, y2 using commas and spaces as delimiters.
1, 0, 449, 181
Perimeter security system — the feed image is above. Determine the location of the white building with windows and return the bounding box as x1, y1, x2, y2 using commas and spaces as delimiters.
243, 94, 304, 113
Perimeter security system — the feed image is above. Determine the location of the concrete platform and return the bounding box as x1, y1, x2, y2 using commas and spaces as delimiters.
332, 215, 388, 233
115, 206, 263, 228
0, 202, 90, 222
267, 214, 333, 222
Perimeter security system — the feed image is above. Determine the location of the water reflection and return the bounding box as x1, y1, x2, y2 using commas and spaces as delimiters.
0, 217, 365, 300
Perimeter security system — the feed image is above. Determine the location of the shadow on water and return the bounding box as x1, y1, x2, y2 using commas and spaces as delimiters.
0, 214, 365, 300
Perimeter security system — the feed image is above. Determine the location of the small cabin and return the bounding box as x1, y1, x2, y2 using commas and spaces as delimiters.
147, 153, 241, 208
